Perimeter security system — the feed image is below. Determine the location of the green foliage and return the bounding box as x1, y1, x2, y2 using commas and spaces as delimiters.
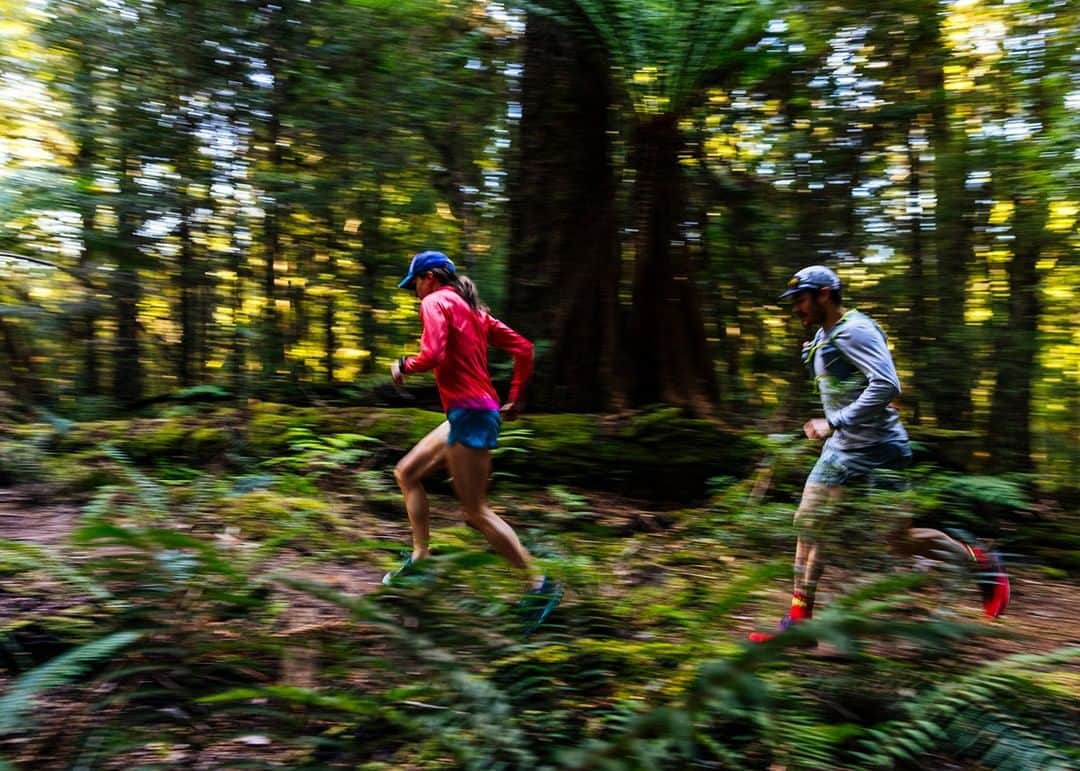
173, 385, 232, 403
261, 428, 378, 478
0, 407, 1073, 768
855, 648, 1080, 770
0, 440, 44, 484
937, 473, 1031, 511
532, 0, 773, 116
0, 631, 142, 735
42, 447, 124, 496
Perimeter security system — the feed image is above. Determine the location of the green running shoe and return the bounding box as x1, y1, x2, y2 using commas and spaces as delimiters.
520, 577, 563, 636
382, 554, 419, 586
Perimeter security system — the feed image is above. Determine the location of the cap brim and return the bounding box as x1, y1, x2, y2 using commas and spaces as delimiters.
397, 273, 416, 289
778, 286, 806, 300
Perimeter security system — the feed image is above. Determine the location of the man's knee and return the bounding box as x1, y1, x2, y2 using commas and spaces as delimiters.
792, 500, 817, 529
794, 483, 839, 527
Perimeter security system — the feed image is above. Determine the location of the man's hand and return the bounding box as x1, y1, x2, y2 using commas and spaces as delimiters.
500, 402, 521, 421
390, 359, 405, 386
803, 417, 832, 440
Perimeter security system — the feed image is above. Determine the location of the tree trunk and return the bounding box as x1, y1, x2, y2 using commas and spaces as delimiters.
261, 18, 287, 379
324, 229, 338, 386
628, 114, 717, 415
987, 194, 1042, 471
427, 130, 482, 271
928, 26, 974, 429
177, 199, 198, 387
288, 247, 308, 385
360, 183, 383, 376
113, 125, 143, 406
906, 119, 927, 425
112, 264, 143, 406
228, 225, 246, 393
73, 48, 101, 396
0, 317, 43, 404
507, 12, 622, 411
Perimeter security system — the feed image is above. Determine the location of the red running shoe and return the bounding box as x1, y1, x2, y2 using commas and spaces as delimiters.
748, 614, 808, 644
969, 546, 1010, 618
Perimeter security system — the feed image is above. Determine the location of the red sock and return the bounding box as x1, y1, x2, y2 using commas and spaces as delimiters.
789, 592, 811, 622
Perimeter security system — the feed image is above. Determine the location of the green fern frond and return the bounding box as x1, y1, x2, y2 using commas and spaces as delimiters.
0, 630, 142, 735
0, 538, 111, 600
531, 0, 773, 115
854, 646, 1079, 769
100, 443, 168, 514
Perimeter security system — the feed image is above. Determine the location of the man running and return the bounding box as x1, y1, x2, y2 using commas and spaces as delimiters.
749, 265, 1010, 643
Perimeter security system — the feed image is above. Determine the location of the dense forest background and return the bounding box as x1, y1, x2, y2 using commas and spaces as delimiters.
0, 0, 1075, 478
0, 1, 1077, 768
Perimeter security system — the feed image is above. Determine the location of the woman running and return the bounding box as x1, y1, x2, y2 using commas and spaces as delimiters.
384, 250, 560, 630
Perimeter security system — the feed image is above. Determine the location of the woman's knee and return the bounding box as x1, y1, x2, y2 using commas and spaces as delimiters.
394, 461, 420, 491
462, 506, 494, 531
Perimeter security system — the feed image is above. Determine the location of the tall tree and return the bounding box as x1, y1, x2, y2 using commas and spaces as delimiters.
508, 10, 622, 411
986, 0, 1073, 470
530, 0, 771, 414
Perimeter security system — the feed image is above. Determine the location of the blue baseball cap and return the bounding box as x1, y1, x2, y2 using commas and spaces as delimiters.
778, 265, 841, 300
398, 250, 455, 289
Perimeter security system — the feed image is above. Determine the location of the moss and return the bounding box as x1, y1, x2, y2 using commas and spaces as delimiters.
186, 426, 232, 462
19, 402, 763, 502
503, 408, 760, 500
55, 420, 128, 452
0, 441, 45, 484
246, 410, 316, 457
350, 408, 445, 448
120, 420, 191, 462
43, 449, 125, 496
214, 490, 329, 539
245, 413, 294, 457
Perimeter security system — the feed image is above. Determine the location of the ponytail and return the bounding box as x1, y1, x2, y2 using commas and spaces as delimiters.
429, 267, 486, 312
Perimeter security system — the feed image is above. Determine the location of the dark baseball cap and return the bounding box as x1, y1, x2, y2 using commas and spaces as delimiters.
398, 250, 455, 289
778, 265, 841, 300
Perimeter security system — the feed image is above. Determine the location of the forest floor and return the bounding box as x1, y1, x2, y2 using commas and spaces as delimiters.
2, 484, 1074, 665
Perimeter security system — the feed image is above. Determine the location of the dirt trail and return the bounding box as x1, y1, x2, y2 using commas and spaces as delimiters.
1, 487, 1076, 663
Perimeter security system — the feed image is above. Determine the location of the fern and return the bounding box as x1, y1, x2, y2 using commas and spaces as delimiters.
0, 631, 142, 735
528, 0, 773, 116
0, 538, 111, 600
100, 443, 168, 515
259, 428, 377, 477
854, 647, 1080, 769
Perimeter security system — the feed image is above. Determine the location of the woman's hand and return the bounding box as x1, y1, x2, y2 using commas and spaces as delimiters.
391, 359, 405, 386
500, 402, 521, 421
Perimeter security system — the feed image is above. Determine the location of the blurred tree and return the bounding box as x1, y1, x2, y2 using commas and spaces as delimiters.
926, 3, 977, 430
508, 9, 623, 411
985, 0, 1074, 470
525, 0, 773, 414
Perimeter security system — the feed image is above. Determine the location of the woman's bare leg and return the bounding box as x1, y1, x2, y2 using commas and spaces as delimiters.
445, 442, 539, 586
393, 421, 450, 561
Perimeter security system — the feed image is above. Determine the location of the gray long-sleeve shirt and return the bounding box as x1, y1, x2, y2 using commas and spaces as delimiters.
806, 309, 908, 449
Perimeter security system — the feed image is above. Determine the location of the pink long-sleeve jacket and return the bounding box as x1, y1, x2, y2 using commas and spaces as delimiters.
401, 285, 534, 413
